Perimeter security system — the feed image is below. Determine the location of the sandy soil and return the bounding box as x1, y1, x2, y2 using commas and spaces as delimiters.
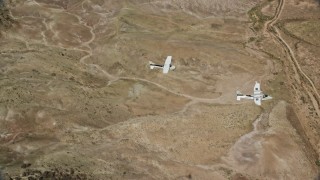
0, 0, 319, 179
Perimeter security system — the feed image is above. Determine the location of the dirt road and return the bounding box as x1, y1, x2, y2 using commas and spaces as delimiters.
1, 0, 319, 179
266, 0, 320, 115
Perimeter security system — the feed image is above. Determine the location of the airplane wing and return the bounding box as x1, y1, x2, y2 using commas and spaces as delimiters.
254, 81, 261, 95
163, 56, 172, 74
254, 97, 261, 106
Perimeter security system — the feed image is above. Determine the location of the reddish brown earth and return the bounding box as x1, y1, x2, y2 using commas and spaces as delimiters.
0, 0, 319, 179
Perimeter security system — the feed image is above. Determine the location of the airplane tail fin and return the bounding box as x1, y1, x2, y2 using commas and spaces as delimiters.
149, 61, 155, 69
236, 90, 243, 101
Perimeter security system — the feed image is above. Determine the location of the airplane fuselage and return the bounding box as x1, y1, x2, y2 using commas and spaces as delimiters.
149, 64, 173, 68
150, 64, 163, 68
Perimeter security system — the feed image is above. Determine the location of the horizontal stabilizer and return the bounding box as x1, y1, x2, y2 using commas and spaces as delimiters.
236, 90, 242, 95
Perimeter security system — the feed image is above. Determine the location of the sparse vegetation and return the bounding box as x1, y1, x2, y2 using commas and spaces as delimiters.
0, 1, 14, 29
281, 20, 320, 46
1, 0, 319, 179
248, 0, 274, 31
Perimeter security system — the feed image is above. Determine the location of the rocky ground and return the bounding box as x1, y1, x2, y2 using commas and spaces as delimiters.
0, 0, 319, 179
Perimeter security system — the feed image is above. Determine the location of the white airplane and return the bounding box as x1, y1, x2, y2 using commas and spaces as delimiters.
236, 81, 272, 106
149, 56, 176, 74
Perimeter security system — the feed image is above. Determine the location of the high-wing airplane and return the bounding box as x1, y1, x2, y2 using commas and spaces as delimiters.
149, 56, 175, 74
236, 81, 272, 106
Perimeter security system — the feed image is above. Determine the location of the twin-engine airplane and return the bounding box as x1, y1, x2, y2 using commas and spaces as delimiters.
149, 56, 175, 74
236, 81, 272, 106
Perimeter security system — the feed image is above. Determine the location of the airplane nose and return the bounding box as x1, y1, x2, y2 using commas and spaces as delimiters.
170, 65, 176, 70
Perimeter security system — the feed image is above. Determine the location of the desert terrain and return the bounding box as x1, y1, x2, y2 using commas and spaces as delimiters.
0, 0, 319, 179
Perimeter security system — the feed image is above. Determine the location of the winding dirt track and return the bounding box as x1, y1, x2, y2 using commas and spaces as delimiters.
3, 1, 320, 179
266, 0, 320, 115
8, 0, 271, 111
10, 2, 226, 106
8, 0, 319, 114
